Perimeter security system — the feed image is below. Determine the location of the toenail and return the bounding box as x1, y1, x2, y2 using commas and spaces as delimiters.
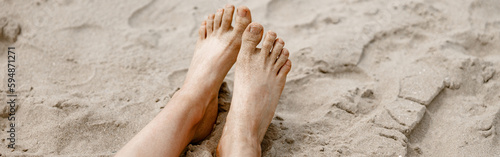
217, 9, 223, 13
238, 9, 247, 17
278, 39, 284, 44
282, 49, 289, 56
249, 25, 262, 34
268, 31, 276, 37
226, 4, 233, 8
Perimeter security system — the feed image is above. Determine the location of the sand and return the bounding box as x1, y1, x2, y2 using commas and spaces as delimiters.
0, 0, 499, 156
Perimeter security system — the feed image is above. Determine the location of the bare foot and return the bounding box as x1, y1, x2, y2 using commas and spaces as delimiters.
187, 5, 252, 142
116, 5, 252, 157
217, 23, 292, 156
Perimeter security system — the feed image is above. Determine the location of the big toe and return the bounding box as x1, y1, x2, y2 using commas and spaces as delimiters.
240, 23, 263, 53
233, 6, 252, 35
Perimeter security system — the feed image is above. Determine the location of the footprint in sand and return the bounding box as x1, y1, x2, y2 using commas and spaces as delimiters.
445, 31, 500, 58
398, 62, 445, 105
154, 68, 188, 90
469, 0, 500, 24
280, 75, 372, 119
46, 57, 96, 87
166, 68, 187, 87
54, 111, 126, 154
49, 60, 96, 86
265, 0, 320, 26
127, 0, 194, 30
45, 24, 117, 86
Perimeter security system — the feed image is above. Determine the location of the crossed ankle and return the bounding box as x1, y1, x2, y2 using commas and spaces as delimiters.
168, 90, 214, 119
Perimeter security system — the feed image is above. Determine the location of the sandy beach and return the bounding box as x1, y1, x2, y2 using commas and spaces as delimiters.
1, 0, 499, 156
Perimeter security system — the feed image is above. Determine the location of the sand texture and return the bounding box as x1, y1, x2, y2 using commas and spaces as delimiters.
1, 0, 500, 156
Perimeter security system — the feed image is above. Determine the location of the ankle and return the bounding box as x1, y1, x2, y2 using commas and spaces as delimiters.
173, 87, 213, 105
180, 80, 220, 100
217, 132, 261, 156
168, 90, 211, 125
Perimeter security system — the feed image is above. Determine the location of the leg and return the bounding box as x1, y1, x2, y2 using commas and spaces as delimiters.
116, 5, 252, 157
217, 23, 292, 156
